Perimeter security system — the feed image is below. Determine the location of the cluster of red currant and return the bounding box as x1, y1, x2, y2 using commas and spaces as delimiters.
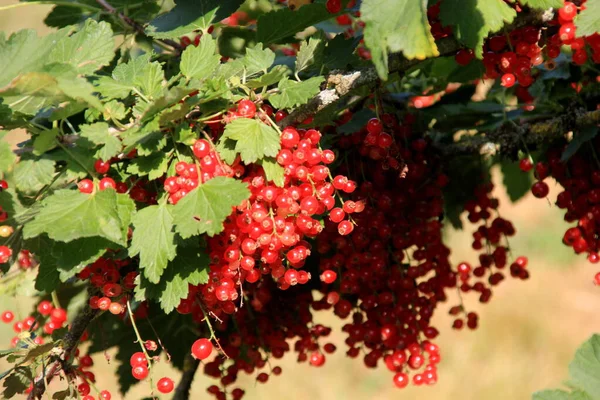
531, 142, 600, 284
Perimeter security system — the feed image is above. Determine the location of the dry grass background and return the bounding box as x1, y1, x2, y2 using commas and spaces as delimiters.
2, 5, 600, 400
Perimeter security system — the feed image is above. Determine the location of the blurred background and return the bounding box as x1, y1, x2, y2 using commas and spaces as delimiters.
2, 2, 600, 399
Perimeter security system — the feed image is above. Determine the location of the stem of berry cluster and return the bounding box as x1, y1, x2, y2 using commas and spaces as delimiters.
28, 305, 99, 400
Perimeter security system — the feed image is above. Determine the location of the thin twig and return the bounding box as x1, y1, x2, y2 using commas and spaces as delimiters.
94, 0, 182, 52
436, 108, 600, 157
28, 305, 99, 400
277, 9, 554, 128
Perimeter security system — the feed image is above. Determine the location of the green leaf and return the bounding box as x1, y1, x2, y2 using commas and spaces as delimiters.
13, 158, 55, 194
362, 0, 439, 80
575, 0, 600, 37
0, 28, 70, 88
215, 138, 238, 165
561, 126, 598, 162
52, 237, 114, 280
269, 76, 324, 109
532, 390, 571, 400
0, 72, 67, 115
134, 61, 165, 100
0, 65, 102, 115
172, 176, 250, 238
439, 0, 516, 58
222, 118, 281, 163
180, 35, 221, 81
260, 158, 285, 187
26, 236, 58, 292
122, 119, 167, 156
568, 334, 600, 398
296, 31, 325, 74
246, 65, 290, 89
23, 189, 134, 246
130, 204, 178, 284
32, 129, 59, 155
501, 160, 534, 203
520, 0, 566, 9
135, 244, 209, 312
22, 342, 56, 363
244, 44, 276, 75
322, 34, 360, 70
257, 3, 334, 45
45, 145, 95, 180
46, 19, 114, 75
0, 133, 16, 173
147, 0, 244, 39
44, 5, 88, 28
2, 366, 33, 399
95, 55, 165, 100
52, 389, 77, 400
78, 122, 122, 161
127, 152, 170, 180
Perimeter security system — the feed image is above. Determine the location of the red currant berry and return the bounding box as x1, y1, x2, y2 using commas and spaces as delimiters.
1, 311, 14, 323
157, 377, 174, 394
99, 177, 116, 191
0, 245, 12, 264
309, 351, 325, 367
191, 338, 213, 360
455, 49, 474, 66
393, 372, 409, 389
337, 220, 354, 236
531, 181, 549, 198
78, 179, 94, 194
558, 2, 577, 21
519, 158, 533, 172
130, 352, 147, 367
237, 99, 256, 118
94, 159, 111, 175
100, 390, 112, 400
50, 308, 67, 324
37, 301, 53, 316
132, 365, 149, 380
325, 0, 342, 13
501, 73, 516, 88
193, 139, 211, 159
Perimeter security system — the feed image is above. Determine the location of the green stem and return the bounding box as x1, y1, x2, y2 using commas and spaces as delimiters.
56, 141, 97, 179
126, 301, 156, 396
51, 292, 62, 310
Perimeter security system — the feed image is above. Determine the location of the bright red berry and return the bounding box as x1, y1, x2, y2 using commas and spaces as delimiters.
237, 99, 256, 118
78, 179, 94, 194
94, 159, 111, 175
99, 177, 116, 191
191, 338, 213, 360
130, 352, 147, 367
132, 365, 149, 380
0, 245, 12, 264
519, 158, 533, 172
501, 73, 516, 88
37, 301, 53, 316
50, 308, 67, 324
558, 2, 577, 21
157, 377, 174, 394
1, 311, 14, 323
193, 139, 211, 159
